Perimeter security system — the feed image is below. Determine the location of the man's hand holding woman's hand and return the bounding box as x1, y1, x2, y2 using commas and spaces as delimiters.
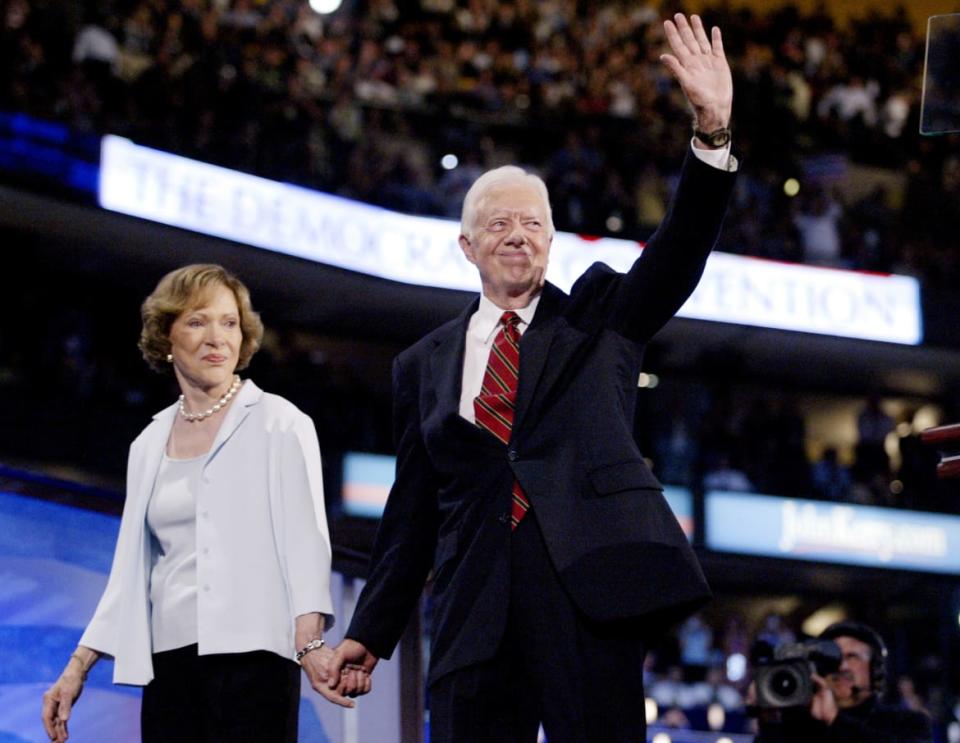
300, 635, 377, 707
301, 642, 370, 708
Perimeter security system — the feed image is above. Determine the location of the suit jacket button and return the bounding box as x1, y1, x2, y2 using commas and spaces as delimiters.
508, 449, 518, 461
498, 512, 510, 524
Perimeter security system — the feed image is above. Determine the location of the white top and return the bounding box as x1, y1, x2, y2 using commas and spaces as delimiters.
457, 142, 735, 423
80, 380, 334, 685
147, 453, 203, 652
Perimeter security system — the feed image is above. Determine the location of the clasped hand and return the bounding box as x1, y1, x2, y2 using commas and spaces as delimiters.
301, 639, 378, 707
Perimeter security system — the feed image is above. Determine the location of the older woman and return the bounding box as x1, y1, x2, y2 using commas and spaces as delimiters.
41, 264, 355, 742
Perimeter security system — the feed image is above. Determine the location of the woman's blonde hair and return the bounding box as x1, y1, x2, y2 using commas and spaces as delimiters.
139, 264, 264, 373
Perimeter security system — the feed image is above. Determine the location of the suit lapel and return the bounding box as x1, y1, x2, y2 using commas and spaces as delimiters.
514, 282, 568, 429
427, 297, 514, 449
429, 300, 475, 422
431, 285, 575, 440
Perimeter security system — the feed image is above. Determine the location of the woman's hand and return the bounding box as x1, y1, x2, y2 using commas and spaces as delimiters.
41, 654, 91, 742
300, 643, 370, 708
295, 613, 367, 707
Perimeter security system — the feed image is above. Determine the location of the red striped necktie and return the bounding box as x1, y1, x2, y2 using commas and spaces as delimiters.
474, 311, 531, 529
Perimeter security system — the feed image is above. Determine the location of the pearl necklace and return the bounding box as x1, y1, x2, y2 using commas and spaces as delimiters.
178, 376, 242, 422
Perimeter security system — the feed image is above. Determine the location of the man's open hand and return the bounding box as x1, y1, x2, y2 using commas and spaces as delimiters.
660, 13, 733, 133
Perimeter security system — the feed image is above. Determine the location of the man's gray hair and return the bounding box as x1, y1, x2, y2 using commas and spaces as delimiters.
460, 165, 555, 241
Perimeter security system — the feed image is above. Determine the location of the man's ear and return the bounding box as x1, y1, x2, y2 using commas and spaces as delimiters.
459, 234, 477, 265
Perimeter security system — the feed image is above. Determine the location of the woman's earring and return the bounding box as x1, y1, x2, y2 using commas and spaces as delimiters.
166, 353, 174, 363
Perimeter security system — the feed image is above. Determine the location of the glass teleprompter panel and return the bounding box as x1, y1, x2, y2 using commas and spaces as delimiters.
921, 14, 960, 135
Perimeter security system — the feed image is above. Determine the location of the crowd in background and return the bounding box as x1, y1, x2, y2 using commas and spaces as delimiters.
2, 0, 960, 286
642, 381, 949, 513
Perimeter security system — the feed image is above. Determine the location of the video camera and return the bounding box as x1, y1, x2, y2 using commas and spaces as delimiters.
753, 639, 842, 708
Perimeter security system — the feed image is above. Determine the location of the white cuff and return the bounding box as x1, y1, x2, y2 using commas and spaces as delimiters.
689, 138, 738, 172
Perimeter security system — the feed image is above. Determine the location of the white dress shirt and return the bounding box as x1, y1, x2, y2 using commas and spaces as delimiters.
459, 293, 540, 422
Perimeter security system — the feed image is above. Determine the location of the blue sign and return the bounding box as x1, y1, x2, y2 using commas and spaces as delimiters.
664, 486, 694, 540
705, 491, 960, 574
342, 452, 396, 518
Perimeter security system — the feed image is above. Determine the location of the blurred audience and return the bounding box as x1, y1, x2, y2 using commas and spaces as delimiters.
2, 0, 960, 285
811, 446, 853, 501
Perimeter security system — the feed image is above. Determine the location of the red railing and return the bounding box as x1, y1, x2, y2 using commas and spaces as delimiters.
920, 423, 960, 479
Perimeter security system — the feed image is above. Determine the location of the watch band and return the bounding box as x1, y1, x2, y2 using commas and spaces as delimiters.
296, 638, 325, 662
693, 126, 732, 147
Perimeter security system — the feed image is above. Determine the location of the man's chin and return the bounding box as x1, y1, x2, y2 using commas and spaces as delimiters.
505, 279, 542, 296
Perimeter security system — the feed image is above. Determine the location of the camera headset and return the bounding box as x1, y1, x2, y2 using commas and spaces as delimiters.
819, 620, 888, 697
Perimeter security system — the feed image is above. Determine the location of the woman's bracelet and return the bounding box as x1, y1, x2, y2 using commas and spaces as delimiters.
295, 638, 325, 662
68, 652, 90, 680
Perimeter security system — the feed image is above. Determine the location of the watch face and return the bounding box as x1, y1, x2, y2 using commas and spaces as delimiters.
697, 128, 731, 147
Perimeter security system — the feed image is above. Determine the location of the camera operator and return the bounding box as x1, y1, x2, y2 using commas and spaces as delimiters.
754, 621, 932, 742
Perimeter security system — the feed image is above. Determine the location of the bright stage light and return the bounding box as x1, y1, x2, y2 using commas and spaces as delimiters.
441, 153, 459, 170
707, 702, 725, 731
309, 0, 342, 14
645, 697, 658, 724
948, 721, 960, 743
726, 652, 746, 682
637, 372, 659, 388
783, 177, 800, 197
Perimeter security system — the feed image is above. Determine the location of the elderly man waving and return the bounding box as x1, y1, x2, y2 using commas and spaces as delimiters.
325, 13, 736, 743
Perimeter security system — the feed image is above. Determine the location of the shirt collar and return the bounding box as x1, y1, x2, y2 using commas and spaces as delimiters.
476, 292, 541, 344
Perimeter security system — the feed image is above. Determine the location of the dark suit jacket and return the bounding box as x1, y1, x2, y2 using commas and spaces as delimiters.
346, 151, 737, 686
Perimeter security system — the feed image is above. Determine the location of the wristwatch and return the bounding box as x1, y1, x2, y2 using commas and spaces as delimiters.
693, 126, 732, 148
296, 638, 325, 662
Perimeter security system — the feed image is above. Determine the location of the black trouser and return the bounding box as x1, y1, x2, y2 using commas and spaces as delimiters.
141, 644, 300, 743
429, 511, 648, 743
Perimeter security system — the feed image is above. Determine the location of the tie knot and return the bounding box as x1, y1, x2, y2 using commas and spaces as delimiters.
501, 311, 521, 329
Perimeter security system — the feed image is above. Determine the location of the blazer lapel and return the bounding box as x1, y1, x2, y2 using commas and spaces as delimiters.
135, 402, 178, 521
203, 379, 262, 469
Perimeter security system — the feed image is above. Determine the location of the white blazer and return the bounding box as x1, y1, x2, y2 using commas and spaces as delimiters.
80, 379, 334, 685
